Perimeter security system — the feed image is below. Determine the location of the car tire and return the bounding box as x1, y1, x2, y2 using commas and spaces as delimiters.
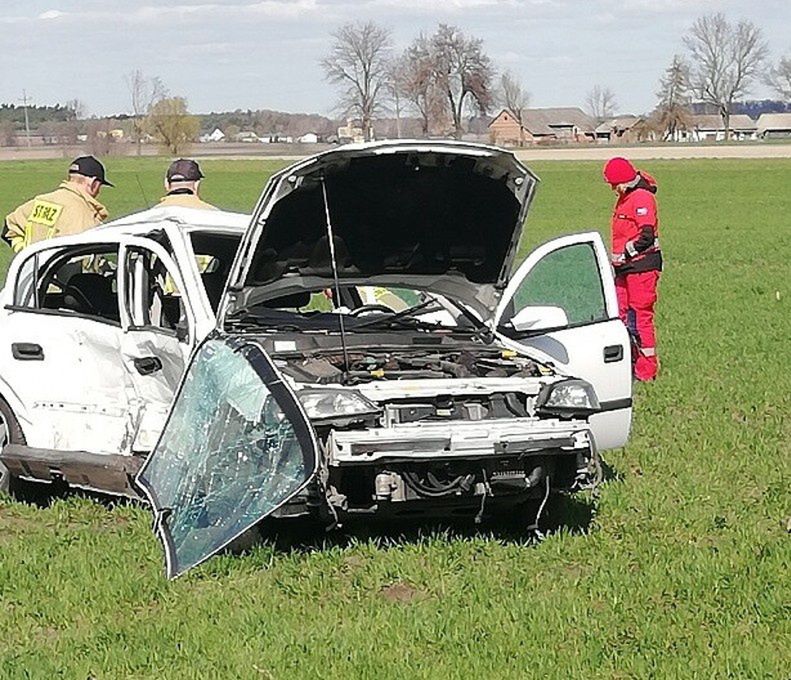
0, 396, 26, 496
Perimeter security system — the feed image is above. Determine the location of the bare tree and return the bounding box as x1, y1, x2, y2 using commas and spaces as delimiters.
0, 120, 16, 147
586, 85, 617, 122
394, 35, 446, 136
125, 70, 167, 155
55, 120, 79, 157
322, 22, 392, 141
85, 118, 114, 157
767, 54, 791, 101
145, 97, 199, 155
655, 55, 692, 140
385, 58, 405, 138
430, 24, 495, 139
500, 71, 530, 146
64, 98, 86, 120
683, 13, 767, 140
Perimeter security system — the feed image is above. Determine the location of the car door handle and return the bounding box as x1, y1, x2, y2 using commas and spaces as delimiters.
134, 356, 163, 376
12, 343, 44, 361
603, 344, 624, 363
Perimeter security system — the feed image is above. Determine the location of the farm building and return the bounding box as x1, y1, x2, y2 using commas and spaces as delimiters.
756, 113, 791, 139
595, 116, 655, 143
488, 107, 596, 146
338, 119, 369, 144
259, 132, 293, 143
686, 114, 757, 141
199, 128, 225, 143
297, 132, 319, 144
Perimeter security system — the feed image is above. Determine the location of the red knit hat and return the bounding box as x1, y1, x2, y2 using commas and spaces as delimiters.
603, 157, 638, 185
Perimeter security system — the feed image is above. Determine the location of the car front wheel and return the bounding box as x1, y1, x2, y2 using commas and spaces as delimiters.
0, 397, 26, 496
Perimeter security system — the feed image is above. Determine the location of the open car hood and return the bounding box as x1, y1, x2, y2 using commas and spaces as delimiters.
220, 141, 538, 322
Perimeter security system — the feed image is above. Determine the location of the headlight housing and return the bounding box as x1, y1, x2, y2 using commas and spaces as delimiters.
535, 379, 601, 418
297, 389, 381, 423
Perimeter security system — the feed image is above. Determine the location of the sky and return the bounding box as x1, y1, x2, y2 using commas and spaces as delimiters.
1, 0, 789, 118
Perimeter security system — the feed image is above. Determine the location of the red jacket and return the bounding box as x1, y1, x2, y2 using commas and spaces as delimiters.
611, 174, 662, 274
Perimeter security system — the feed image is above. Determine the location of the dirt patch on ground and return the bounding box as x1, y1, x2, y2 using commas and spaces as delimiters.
380, 582, 427, 604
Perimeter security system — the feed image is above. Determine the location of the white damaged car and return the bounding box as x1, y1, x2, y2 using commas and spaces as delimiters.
0, 142, 632, 577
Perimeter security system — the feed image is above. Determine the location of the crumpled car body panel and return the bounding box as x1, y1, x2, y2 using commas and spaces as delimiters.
136, 337, 318, 578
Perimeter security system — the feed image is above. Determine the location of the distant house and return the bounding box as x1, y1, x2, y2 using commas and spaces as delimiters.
488, 107, 596, 146
297, 132, 319, 144
595, 116, 653, 143
235, 130, 261, 143
756, 113, 791, 139
199, 128, 225, 143
338, 119, 369, 144
688, 114, 757, 141
488, 109, 534, 145
259, 132, 293, 143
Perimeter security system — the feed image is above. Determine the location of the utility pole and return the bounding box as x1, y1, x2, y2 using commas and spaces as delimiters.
20, 90, 32, 148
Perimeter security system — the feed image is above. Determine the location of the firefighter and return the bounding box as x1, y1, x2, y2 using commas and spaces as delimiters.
159, 159, 217, 210
2, 156, 112, 252
603, 157, 663, 381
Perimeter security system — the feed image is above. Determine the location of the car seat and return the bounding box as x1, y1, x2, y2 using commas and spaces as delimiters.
63, 273, 119, 320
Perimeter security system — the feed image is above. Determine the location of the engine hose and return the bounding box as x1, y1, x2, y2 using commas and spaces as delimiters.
402, 471, 466, 498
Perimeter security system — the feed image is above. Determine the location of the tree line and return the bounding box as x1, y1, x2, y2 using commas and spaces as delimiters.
322, 14, 791, 142
3, 12, 789, 150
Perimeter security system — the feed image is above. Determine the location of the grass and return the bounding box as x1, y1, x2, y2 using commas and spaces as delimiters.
1, 157, 789, 678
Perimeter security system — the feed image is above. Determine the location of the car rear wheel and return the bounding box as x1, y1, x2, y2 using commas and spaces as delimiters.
0, 397, 26, 496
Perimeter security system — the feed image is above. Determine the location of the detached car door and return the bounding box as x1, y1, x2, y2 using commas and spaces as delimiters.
118, 238, 198, 453
136, 337, 318, 579
493, 232, 632, 450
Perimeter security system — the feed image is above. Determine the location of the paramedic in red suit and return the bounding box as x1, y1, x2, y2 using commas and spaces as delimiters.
603, 157, 663, 381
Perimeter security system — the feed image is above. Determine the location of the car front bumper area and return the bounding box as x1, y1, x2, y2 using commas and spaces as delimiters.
328, 417, 593, 466
318, 418, 599, 518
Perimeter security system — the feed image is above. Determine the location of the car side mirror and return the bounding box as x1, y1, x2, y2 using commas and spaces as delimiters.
508, 305, 569, 333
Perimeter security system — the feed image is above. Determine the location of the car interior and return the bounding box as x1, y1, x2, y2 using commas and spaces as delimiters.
190, 232, 243, 312
36, 246, 121, 323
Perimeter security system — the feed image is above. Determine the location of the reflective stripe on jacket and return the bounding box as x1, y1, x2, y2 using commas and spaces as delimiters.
611, 176, 662, 273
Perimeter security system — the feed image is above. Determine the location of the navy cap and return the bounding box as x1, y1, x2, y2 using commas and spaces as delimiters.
166, 158, 204, 182
69, 155, 113, 187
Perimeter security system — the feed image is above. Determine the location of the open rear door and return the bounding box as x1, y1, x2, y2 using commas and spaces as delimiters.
136, 337, 318, 578
494, 232, 632, 450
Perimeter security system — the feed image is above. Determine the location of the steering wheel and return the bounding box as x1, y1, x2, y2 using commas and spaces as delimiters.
349, 303, 396, 316
63, 284, 97, 314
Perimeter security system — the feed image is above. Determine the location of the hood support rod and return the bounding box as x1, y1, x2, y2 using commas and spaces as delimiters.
320, 177, 350, 382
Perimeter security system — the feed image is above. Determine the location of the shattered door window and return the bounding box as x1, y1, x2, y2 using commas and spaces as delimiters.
137, 338, 317, 578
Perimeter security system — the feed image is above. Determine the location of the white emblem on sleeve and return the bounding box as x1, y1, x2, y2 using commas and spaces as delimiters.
636, 207, 649, 216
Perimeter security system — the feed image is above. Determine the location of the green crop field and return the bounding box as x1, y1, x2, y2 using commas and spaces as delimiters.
0, 157, 789, 678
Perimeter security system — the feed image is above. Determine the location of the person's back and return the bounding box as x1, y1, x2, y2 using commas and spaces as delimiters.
158, 159, 217, 211
2, 156, 112, 253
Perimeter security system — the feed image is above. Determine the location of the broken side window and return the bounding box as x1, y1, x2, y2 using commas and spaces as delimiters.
136, 337, 317, 578
17, 244, 121, 323
125, 247, 187, 335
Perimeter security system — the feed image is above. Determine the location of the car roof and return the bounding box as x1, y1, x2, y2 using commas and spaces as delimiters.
94, 206, 250, 237
4, 207, 250, 266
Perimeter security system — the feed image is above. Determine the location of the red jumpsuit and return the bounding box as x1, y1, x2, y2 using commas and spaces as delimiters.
611, 174, 663, 381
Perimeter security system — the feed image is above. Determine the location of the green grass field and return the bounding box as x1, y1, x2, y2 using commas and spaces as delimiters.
1, 157, 789, 678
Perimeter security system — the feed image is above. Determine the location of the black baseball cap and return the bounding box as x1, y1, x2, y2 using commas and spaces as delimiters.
68, 155, 113, 187
166, 158, 204, 182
